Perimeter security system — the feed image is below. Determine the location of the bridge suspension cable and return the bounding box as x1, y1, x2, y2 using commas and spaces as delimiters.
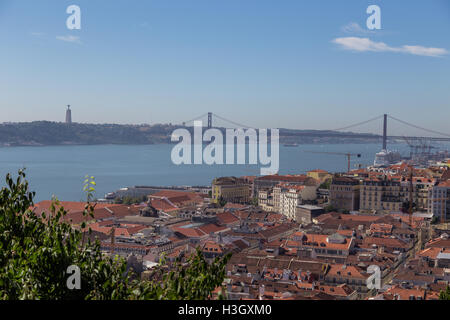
330, 115, 384, 132
211, 113, 255, 129
388, 115, 450, 138
181, 113, 209, 125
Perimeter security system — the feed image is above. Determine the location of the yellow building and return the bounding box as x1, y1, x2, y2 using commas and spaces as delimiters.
212, 177, 250, 204
307, 169, 332, 183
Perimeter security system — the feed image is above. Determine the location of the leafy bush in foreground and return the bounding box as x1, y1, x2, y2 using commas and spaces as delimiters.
0, 170, 230, 300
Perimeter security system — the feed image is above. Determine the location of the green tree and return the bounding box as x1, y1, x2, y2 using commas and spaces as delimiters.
431, 216, 439, 225
319, 178, 332, 190
0, 170, 230, 300
218, 196, 227, 207
439, 286, 450, 300
324, 204, 337, 213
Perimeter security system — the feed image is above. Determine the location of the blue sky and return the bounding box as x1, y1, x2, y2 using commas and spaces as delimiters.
0, 0, 449, 136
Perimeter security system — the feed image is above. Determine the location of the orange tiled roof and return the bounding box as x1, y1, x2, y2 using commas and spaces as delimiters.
289, 233, 353, 250
150, 198, 179, 212
202, 241, 224, 254
417, 247, 445, 260
370, 223, 393, 234
438, 180, 450, 187
216, 212, 240, 225
326, 264, 366, 279
197, 223, 228, 235
317, 284, 355, 297
257, 174, 309, 182
381, 285, 426, 300
33, 201, 120, 215
172, 227, 207, 238
362, 237, 409, 249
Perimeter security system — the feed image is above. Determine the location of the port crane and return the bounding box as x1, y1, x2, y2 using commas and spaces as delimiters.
304, 151, 361, 173
402, 136, 437, 160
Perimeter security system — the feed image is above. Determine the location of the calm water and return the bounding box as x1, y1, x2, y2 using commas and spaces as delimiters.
0, 143, 448, 202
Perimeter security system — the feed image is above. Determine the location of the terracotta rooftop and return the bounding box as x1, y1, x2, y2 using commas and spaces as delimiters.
256, 174, 309, 182
290, 232, 353, 251
326, 264, 366, 279
197, 223, 229, 235
216, 211, 240, 225
417, 247, 446, 260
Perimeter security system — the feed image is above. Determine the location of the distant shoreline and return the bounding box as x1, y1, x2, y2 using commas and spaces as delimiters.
0, 121, 391, 148
0, 141, 386, 149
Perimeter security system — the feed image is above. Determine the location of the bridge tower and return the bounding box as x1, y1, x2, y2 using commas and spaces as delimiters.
207, 112, 212, 129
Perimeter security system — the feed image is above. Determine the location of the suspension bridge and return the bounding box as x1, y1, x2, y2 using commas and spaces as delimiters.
178, 112, 450, 143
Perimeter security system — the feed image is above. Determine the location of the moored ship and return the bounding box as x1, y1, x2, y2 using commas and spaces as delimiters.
374, 149, 402, 167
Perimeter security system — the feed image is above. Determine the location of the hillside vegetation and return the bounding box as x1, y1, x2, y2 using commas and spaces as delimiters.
0, 121, 380, 146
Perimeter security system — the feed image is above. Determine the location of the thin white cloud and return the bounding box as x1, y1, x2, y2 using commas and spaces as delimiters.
341, 22, 375, 35
402, 45, 448, 57
30, 32, 45, 37
56, 35, 82, 44
332, 37, 448, 57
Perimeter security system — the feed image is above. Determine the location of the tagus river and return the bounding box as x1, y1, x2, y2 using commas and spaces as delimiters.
0, 143, 447, 202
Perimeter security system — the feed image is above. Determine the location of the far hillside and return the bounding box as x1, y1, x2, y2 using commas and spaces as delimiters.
0, 121, 381, 147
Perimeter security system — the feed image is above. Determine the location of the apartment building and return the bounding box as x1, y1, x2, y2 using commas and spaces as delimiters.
289, 232, 355, 264
258, 189, 276, 212
280, 186, 304, 220
253, 174, 317, 197
360, 176, 434, 213
428, 180, 450, 222
360, 177, 402, 213
323, 264, 370, 296
258, 184, 317, 218
296, 205, 324, 224
329, 176, 360, 212
212, 177, 251, 204
399, 177, 434, 212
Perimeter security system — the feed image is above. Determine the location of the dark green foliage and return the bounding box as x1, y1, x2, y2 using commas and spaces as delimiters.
0, 170, 230, 300
431, 216, 439, 225
440, 286, 450, 300
401, 200, 417, 214
324, 204, 337, 213
319, 178, 332, 190
133, 251, 231, 300
218, 196, 227, 208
